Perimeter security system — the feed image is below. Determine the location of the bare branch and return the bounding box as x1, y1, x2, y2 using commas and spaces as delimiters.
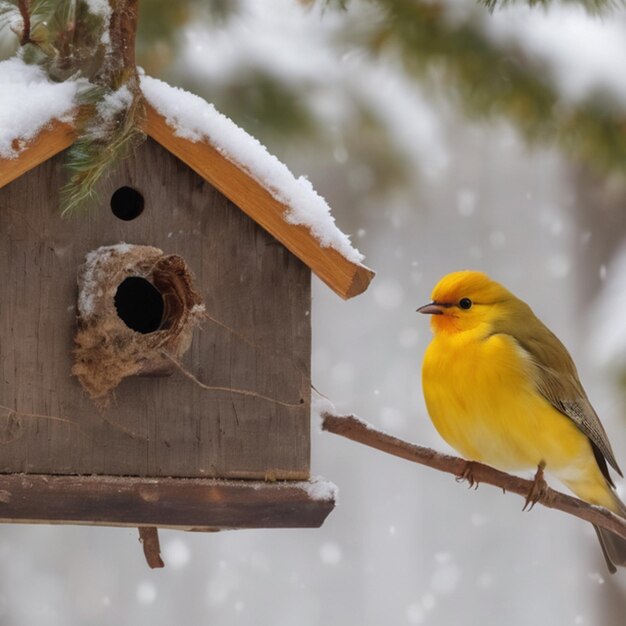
321, 412, 626, 541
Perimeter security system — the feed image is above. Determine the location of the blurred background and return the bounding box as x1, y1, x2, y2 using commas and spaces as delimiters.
1, 0, 626, 624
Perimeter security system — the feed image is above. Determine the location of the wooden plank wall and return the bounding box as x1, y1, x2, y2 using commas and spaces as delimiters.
0, 139, 311, 479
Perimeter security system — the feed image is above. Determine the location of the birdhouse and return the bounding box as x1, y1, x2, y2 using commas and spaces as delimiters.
0, 59, 374, 564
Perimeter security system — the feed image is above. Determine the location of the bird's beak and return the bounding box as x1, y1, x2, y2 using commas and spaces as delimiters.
417, 302, 444, 315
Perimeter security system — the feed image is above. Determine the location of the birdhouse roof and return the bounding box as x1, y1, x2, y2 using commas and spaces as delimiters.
0, 57, 374, 299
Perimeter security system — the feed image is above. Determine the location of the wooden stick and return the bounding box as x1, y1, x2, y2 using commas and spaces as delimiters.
138, 527, 164, 569
321, 412, 626, 541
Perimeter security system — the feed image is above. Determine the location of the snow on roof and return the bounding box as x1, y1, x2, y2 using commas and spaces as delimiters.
0, 57, 365, 266
0, 57, 370, 285
0, 57, 78, 159
140, 74, 364, 264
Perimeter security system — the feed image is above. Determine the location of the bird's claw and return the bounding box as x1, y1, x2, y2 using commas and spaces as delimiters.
523, 460, 548, 512
456, 460, 480, 490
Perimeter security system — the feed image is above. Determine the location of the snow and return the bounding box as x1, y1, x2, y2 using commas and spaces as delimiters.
407, 594, 437, 625
319, 541, 342, 565
485, 6, 626, 104
380, 406, 407, 431
587, 571, 605, 585
329, 361, 356, 386
301, 477, 338, 502
96, 85, 133, 126
430, 560, 462, 595
179, 1, 448, 179
84, 0, 113, 46
140, 74, 365, 264
161, 537, 191, 570
456, 189, 477, 217
206, 566, 240, 607
0, 58, 364, 269
78, 243, 132, 316
397, 327, 420, 349
0, 57, 79, 159
83, 0, 112, 19
135, 581, 157, 605
406, 603, 425, 625
372, 279, 405, 310
546, 253, 571, 279
350, 65, 448, 179
311, 390, 338, 426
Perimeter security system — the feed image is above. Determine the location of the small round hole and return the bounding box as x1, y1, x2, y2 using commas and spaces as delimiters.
114, 277, 164, 334
111, 186, 144, 221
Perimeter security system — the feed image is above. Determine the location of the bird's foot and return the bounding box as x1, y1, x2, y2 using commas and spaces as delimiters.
456, 460, 480, 489
523, 460, 548, 512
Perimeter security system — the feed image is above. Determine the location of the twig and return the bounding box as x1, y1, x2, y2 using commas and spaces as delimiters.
321, 412, 626, 541
161, 352, 305, 409
138, 527, 164, 569
17, 0, 31, 46
198, 309, 311, 384
0, 404, 80, 427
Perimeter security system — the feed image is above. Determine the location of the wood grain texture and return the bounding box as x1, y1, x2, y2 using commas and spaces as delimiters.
0, 138, 310, 479
0, 120, 76, 189
143, 105, 375, 299
0, 474, 335, 529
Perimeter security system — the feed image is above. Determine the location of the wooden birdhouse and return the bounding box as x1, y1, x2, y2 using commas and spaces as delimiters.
0, 58, 374, 565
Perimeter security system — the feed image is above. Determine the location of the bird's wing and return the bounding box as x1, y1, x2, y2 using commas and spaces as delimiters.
512, 327, 623, 479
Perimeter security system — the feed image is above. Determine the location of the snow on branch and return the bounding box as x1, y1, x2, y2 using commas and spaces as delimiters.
321, 411, 626, 541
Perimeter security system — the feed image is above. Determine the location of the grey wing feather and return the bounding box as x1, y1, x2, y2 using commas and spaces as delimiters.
529, 355, 623, 478
493, 302, 623, 478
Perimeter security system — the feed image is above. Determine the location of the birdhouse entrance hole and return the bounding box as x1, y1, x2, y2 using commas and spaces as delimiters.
110, 186, 144, 221
114, 276, 164, 334
73, 244, 205, 403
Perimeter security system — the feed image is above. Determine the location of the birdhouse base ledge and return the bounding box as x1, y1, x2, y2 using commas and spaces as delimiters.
0, 474, 335, 530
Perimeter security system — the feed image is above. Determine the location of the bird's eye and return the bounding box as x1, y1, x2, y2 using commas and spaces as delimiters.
459, 298, 472, 310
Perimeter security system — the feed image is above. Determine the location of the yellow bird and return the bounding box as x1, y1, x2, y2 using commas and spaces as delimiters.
418, 270, 626, 572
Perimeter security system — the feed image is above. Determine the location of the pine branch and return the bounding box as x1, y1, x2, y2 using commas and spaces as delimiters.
61, 0, 145, 214
321, 411, 626, 541
366, 0, 626, 177
4, 0, 145, 213
479, 0, 621, 13
61, 78, 145, 215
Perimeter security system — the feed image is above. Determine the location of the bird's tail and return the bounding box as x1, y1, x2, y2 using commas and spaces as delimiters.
592, 491, 626, 574
562, 473, 626, 574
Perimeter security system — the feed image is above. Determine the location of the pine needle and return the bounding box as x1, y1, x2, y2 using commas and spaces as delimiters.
61, 78, 146, 216
478, 0, 621, 14
9, 0, 145, 215
365, 0, 626, 178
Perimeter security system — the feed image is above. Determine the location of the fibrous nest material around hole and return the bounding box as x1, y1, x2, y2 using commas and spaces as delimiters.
73, 243, 205, 405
